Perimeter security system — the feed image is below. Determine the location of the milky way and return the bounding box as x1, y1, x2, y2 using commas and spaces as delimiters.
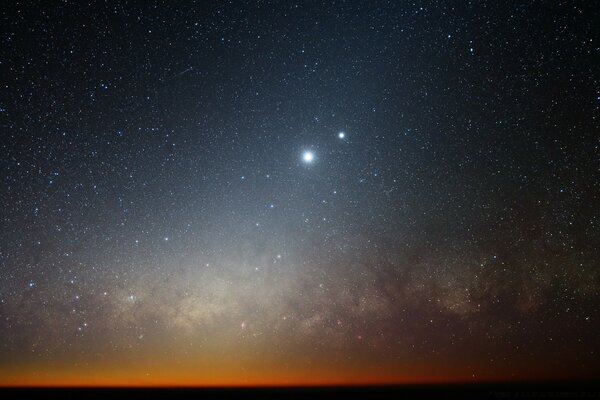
0, 1, 599, 385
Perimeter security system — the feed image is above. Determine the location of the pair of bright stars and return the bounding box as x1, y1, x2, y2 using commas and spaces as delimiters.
302, 132, 346, 164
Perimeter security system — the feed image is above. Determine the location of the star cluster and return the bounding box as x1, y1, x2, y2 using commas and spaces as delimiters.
0, 0, 599, 385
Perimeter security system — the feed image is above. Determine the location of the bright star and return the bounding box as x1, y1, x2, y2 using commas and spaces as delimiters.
338, 132, 345, 139
302, 151, 314, 163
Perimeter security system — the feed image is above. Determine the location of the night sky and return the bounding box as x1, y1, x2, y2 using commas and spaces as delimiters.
1, 0, 599, 386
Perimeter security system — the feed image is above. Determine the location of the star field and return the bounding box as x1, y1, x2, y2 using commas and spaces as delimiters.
0, 0, 599, 386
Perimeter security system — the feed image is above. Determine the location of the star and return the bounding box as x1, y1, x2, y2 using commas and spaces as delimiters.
302, 151, 315, 163
338, 131, 345, 139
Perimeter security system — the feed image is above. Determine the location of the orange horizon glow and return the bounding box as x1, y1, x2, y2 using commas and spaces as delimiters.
1, 371, 466, 387
1, 361, 574, 387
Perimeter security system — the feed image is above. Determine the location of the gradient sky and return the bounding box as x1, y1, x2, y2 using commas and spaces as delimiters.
1, 0, 599, 386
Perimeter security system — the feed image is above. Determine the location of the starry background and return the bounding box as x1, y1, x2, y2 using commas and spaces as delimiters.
1, 0, 599, 386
